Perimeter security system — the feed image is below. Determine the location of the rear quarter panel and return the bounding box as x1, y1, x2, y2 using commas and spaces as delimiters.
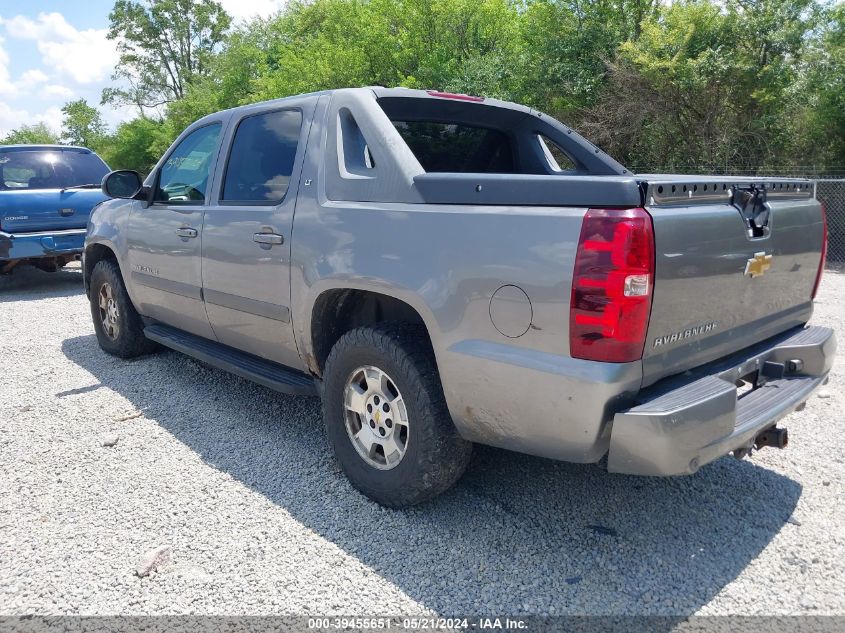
289, 129, 649, 459
287, 95, 647, 460
289, 188, 641, 454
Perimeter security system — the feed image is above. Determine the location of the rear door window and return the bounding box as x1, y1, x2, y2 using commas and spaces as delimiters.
221, 109, 303, 204
0, 150, 109, 190
391, 121, 515, 173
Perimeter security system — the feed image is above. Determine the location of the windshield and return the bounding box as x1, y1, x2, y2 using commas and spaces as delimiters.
0, 150, 110, 191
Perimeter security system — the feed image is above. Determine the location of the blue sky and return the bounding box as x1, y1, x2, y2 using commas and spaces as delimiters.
0, 0, 283, 137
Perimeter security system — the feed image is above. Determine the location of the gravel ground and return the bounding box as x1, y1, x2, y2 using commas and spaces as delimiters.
1, 262, 843, 617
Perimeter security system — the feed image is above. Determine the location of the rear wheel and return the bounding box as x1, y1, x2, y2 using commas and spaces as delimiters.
89, 259, 158, 358
322, 324, 472, 507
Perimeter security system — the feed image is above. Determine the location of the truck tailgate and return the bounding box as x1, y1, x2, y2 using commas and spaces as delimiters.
640, 176, 824, 387
0, 189, 105, 233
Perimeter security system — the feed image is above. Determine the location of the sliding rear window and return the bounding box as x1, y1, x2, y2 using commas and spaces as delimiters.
391, 121, 515, 173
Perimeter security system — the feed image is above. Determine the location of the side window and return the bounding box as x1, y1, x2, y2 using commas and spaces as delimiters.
338, 107, 376, 175
538, 134, 578, 172
1, 163, 37, 189
222, 109, 303, 204
156, 123, 222, 203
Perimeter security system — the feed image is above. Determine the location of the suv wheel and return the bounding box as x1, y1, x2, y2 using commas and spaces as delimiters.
89, 259, 158, 358
322, 324, 472, 508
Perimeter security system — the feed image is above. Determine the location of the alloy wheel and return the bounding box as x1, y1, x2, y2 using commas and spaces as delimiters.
343, 365, 409, 469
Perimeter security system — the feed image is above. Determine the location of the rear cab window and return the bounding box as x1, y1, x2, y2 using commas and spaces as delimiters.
391, 121, 515, 173
0, 150, 109, 190
376, 95, 585, 176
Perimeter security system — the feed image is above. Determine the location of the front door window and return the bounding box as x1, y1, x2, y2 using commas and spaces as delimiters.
155, 123, 222, 203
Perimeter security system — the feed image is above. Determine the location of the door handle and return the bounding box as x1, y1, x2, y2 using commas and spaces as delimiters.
175, 227, 198, 238
253, 232, 284, 245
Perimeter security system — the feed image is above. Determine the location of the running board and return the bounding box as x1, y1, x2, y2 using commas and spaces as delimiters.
144, 323, 318, 396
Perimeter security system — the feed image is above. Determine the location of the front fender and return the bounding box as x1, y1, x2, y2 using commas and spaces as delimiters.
83, 197, 135, 300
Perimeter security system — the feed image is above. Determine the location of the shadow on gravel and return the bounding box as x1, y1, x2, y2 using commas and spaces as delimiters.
0, 264, 84, 302
63, 333, 801, 619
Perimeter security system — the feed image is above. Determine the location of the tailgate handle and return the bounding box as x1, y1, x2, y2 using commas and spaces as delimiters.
734, 186, 769, 237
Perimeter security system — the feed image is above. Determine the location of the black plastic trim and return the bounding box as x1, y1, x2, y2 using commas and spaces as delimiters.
144, 323, 317, 396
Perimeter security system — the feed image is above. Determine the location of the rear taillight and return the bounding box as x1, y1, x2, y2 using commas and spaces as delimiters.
812, 202, 828, 300
570, 207, 655, 362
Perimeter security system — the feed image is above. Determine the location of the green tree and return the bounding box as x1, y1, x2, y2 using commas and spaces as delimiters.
1, 123, 60, 145
164, 21, 277, 133
61, 99, 107, 148
514, 0, 660, 116
249, 0, 520, 101
578, 0, 818, 170
92, 0, 845, 173
798, 3, 845, 168
104, 0, 232, 112
96, 117, 168, 174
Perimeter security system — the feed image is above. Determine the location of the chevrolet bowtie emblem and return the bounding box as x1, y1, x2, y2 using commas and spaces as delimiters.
745, 252, 772, 278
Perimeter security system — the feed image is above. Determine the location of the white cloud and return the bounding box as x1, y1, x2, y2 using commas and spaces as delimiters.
0, 102, 29, 134
0, 13, 124, 136
2, 12, 118, 85
0, 102, 62, 137
20, 69, 48, 84
218, 0, 284, 22
38, 106, 63, 132
0, 37, 17, 96
101, 102, 138, 129
42, 84, 73, 98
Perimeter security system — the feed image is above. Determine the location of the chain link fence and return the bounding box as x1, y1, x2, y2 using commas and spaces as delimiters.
815, 179, 845, 262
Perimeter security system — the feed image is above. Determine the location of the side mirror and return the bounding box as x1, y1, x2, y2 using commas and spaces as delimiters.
102, 170, 144, 199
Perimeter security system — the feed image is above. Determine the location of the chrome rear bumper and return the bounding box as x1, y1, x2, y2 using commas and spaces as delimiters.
608, 326, 836, 475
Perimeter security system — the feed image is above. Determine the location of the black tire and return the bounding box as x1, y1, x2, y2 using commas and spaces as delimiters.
322, 323, 472, 508
89, 259, 158, 358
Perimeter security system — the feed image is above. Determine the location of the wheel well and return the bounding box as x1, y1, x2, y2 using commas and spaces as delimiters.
311, 289, 428, 375
83, 244, 118, 296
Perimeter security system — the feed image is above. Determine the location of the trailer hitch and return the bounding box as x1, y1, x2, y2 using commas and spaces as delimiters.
755, 426, 789, 450
733, 426, 789, 460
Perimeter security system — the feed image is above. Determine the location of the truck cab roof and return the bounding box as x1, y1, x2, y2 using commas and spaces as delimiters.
0, 144, 95, 153
192, 87, 532, 125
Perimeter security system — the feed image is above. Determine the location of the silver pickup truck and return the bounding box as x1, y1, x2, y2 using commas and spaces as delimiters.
84, 87, 835, 507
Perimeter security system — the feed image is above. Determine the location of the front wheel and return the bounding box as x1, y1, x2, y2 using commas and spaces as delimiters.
89, 259, 158, 358
322, 324, 472, 508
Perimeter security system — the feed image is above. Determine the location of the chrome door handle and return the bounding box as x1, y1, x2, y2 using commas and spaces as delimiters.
175, 227, 198, 238
253, 232, 284, 245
